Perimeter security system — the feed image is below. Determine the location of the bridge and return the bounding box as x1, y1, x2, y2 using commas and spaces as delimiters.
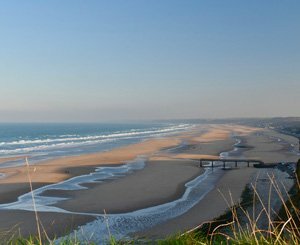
197, 158, 265, 168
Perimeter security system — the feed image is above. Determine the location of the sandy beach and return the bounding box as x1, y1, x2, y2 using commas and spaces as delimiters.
2, 1, 299, 243
0, 124, 298, 241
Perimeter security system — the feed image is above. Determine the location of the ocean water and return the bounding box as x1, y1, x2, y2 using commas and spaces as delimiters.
0, 122, 194, 166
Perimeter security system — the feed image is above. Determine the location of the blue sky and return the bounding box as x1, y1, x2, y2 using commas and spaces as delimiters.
0, 1, 299, 122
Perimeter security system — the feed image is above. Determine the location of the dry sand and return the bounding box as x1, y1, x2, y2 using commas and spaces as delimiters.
0, 124, 298, 240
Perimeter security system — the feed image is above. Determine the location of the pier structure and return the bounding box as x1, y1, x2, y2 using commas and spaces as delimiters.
198, 158, 264, 168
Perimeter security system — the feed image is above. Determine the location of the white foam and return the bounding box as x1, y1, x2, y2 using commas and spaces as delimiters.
58, 167, 223, 244
0, 124, 194, 155
0, 124, 191, 146
0, 138, 116, 154
0, 157, 146, 212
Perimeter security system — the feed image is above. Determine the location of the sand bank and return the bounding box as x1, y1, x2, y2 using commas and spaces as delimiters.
53, 160, 203, 214
0, 124, 297, 241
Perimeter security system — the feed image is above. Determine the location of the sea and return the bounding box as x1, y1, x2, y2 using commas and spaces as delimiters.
0, 122, 194, 167
0, 122, 226, 244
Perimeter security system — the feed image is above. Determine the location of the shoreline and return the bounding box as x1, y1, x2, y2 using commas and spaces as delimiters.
0, 124, 237, 204
0, 124, 298, 241
54, 159, 204, 214
0, 124, 236, 238
135, 167, 258, 239
0, 136, 184, 204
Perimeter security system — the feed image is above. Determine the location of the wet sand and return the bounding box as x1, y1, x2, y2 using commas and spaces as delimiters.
52, 160, 204, 214
0, 124, 298, 240
137, 167, 259, 238
0, 210, 94, 240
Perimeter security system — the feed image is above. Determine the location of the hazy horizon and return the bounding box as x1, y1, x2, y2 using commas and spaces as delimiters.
1, 1, 299, 123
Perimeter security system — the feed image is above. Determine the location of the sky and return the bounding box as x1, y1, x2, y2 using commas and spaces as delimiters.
0, 1, 299, 122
